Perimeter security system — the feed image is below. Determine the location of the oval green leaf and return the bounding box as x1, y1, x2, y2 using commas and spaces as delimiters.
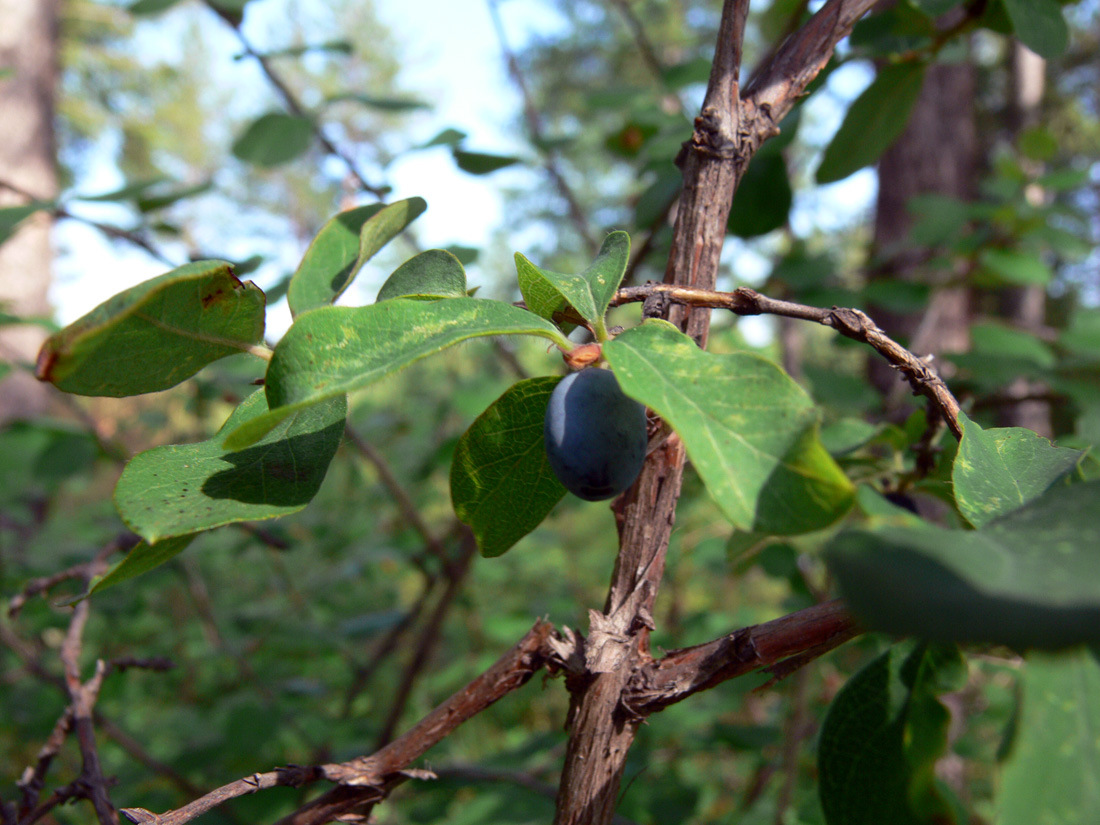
727, 151, 792, 238
115, 389, 346, 543
72, 534, 196, 602
128, 0, 184, 13
232, 113, 314, 168
1, 202, 53, 246
451, 377, 566, 557
816, 63, 926, 185
35, 260, 265, 397
603, 320, 854, 534
515, 231, 630, 331
325, 92, 430, 112
224, 298, 570, 450
998, 651, 1100, 824
1002, 0, 1069, 58
826, 481, 1100, 649
978, 248, 1053, 286
954, 412, 1083, 528
377, 249, 468, 302
286, 197, 428, 317
452, 149, 521, 175
819, 641, 965, 825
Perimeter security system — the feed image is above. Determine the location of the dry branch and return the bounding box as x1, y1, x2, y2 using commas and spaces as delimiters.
119, 620, 556, 825
626, 600, 860, 715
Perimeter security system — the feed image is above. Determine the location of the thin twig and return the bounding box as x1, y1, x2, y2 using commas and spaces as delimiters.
0, 176, 177, 266
606, 0, 680, 110
118, 621, 555, 825
372, 529, 478, 749
9, 538, 133, 618
225, 26, 388, 199
486, 0, 597, 247
60, 597, 117, 825
341, 579, 437, 719
343, 426, 450, 567
16, 709, 73, 818
612, 283, 963, 438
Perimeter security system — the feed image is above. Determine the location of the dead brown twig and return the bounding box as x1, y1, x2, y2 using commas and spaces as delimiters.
117, 620, 556, 825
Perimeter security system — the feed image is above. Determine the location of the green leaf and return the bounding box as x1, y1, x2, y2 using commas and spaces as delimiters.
515, 231, 630, 332
1002, 0, 1069, 58
826, 481, 1100, 649
727, 151, 792, 238
205, 0, 251, 23
249, 40, 354, 60
851, 3, 935, 54
444, 245, 479, 266
76, 535, 196, 600
0, 202, 52, 246
136, 180, 213, 212
115, 389, 346, 542
862, 279, 931, 314
819, 641, 966, 825
451, 377, 566, 557
954, 412, 1082, 528
36, 260, 265, 397
285, 199, 428, 317
421, 128, 467, 148
325, 92, 430, 112
979, 248, 1052, 286
1035, 167, 1089, 192
634, 168, 681, 228
906, 194, 971, 246
377, 249, 467, 301
76, 177, 169, 202
855, 486, 925, 524
231, 113, 314, 168
224, 299, 570, 450
816, 63, 926, 184
910, 0, 963, 18
820, 418, 882, 456
970, 322, 1056, 368
604, 320, 854, 534
128, 0, 184, 13
998, 651, 1100, 824
1061, 309, 1100, 358
452, 149, 521, 175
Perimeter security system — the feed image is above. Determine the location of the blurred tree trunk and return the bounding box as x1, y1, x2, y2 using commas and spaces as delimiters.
868, 61, 978, 417
998, 43, 1052, 436
0, 0, 59, 423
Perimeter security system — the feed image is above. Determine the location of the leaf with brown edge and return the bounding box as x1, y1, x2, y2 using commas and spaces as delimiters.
36, 260, 265, 397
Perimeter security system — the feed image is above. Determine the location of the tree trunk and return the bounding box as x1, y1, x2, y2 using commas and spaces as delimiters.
868, 61, 978, 414
0, 0, 59, 423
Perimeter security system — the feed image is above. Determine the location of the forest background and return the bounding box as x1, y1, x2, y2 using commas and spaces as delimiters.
1, 0, 1099, 823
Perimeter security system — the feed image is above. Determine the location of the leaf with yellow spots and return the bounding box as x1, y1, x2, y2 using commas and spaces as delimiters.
604, 319, 854, 534
954, 412, 1083, 527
